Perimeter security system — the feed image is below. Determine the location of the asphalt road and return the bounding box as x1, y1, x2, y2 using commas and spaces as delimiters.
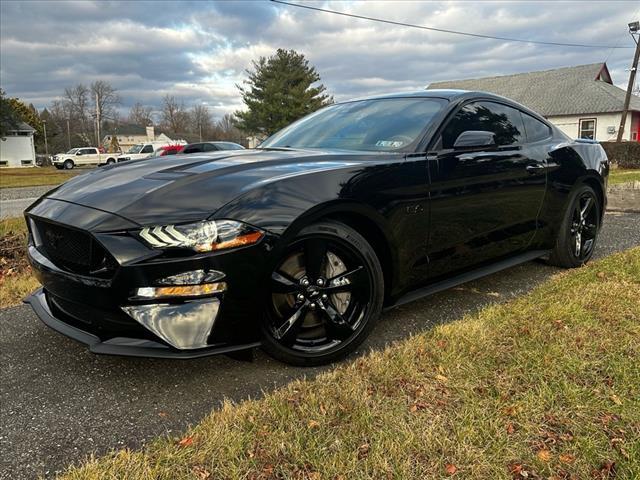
0, 186, 53, 219
1, 212, 639, 479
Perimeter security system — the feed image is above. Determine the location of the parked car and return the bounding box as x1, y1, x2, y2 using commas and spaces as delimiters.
24, 90, 608, 366
155, 144, 185, 156
116, 141, 184, 163
52, 147, 119, 169
181, 141, 245, 154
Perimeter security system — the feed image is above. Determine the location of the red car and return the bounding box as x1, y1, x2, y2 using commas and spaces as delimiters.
156, 144, 185, 156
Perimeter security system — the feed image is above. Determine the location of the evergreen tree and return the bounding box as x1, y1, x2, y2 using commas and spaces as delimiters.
234, 49, 332, 136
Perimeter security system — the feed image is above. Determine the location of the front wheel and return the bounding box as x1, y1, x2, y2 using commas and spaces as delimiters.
63, 159, 74, 170
547, 184, 601, 268
261, 221, 384, 366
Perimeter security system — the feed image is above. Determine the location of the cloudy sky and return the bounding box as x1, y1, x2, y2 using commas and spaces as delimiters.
0, 0, 637, 121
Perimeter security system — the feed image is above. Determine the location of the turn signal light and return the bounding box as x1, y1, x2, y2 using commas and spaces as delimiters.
134, 282, 227, 299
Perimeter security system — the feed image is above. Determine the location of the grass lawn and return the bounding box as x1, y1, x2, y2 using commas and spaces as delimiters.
59, 247, 640, 480
609, 168, 640, 186
0, 166, 81, 188
0, 217, 38, 308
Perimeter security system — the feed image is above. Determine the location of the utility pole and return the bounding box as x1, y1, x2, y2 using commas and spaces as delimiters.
617, 21, 640, 142
199, 121, 202, 142
95, 91, 101, 148
42, 120, 49, 157
66, 118, 71, 149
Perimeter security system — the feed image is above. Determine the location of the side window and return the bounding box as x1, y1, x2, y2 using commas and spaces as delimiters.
202, 143, 218, 152
80, 148, 95, 155
440, 101, 525, 149
182, 144, 201, 154
521, 112, 551, 143
140, 144, 154, 154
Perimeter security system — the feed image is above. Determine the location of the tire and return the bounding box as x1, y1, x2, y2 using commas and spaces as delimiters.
106, 158, 116, 165
63, 159, 74, 170
261, 220, 384, 366
547, 184, 601, 268
54, 165, 63, 170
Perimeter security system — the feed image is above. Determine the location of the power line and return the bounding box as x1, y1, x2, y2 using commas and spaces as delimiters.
603, 7, 640, 64
271, 0, 635, 49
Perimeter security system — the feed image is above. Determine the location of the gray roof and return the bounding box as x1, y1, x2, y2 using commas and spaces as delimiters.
427, 63, 640, 117
7, 121, 36, 132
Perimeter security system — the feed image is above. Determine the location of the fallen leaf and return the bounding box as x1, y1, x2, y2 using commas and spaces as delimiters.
192, 465, 211, 480
610, 394, 622, 405
506, 422, 515, 435
559, 453, 575, 464
445, 463, 457, 475
409, 401, 428, 412
308, 420, 320, 429
598, 460, 616, 479
358, 443, 370, 460
158, 411, 168, 418
596, 271, 606, 279
319, 403, 327, 416
536, 449, 551, 462
177, 436, 194, 447
435, 374, 449, 382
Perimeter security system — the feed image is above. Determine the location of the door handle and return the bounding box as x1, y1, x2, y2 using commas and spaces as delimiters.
526, 164, 546, 174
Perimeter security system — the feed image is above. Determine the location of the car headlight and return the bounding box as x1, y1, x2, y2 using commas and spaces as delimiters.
138, 220, 264, 252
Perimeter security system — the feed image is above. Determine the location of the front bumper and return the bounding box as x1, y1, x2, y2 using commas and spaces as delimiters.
24, 198, 273, 358
25, 288, 260, 358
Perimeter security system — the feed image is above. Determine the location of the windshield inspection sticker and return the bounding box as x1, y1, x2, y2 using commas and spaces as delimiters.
376, 140, 404, 147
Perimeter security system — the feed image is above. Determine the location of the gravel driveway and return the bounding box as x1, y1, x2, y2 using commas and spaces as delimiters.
1, 212, 639, 479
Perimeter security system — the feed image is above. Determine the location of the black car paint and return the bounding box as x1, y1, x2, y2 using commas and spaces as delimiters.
24, 90, 608, 357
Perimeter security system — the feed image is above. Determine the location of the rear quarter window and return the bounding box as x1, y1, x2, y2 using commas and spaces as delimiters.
521, 112, 552, 142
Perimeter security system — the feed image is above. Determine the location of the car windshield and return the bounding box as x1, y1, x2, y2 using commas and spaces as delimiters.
66, 148, 79, 154
127, 144, 144, 154
261, 97, 447, 152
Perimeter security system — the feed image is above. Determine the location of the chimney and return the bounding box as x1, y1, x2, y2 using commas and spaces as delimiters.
146, 125, 155, 141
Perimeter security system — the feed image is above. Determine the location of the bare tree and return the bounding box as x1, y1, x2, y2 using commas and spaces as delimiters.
160, 95, 189, 133
189, 104, 213, 141
128, 102, 154, 127
91, 81, 120, 121
216, 113, 242, 141
64, 84, 91, 142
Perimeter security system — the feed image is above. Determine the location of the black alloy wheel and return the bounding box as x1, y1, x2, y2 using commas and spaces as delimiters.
548, 184, 600, 268
262, 221, 384, 366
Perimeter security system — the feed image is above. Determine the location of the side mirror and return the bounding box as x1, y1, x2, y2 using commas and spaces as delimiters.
453, 130, 496, 149
76, 151, 82, 155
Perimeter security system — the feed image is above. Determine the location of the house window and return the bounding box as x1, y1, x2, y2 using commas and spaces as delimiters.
579, 118, 596, 140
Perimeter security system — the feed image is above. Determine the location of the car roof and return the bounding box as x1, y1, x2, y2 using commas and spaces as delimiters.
346, 89, 469, 102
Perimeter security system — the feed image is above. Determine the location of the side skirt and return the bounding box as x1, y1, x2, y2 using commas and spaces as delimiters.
390, 249, 551, 309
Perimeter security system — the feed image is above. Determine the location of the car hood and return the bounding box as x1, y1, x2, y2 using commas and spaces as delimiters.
42, 148, 379, 227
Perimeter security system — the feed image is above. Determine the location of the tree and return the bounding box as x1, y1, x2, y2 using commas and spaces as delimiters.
128, 102, 154, 127
234, 49, 332, 136
0, 89, 23, 137
160, 95, 189, 133
215, 113, 242, 141
189, 104, 212, 140
64, 84, 91, 143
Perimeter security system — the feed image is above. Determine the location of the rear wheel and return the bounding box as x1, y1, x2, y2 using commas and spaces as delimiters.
548, 184, 600, 268
261, 221, 384, 366
63, 159, 74, 170
106, 158, 116, 165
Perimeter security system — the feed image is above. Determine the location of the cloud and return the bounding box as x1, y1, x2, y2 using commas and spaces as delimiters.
0, 0, 637, 119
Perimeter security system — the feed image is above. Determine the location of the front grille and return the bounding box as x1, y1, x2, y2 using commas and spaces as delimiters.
31, 219, 117, 277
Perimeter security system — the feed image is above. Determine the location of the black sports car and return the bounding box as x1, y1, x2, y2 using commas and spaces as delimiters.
24, 90, 608, 365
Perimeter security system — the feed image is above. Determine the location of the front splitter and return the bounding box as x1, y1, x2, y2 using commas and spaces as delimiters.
24, 288, 261, 359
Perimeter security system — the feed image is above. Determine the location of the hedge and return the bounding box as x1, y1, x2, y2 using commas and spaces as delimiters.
600, 141, 640, 168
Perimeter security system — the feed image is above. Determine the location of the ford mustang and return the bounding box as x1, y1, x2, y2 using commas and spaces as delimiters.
24, 90, 608, 365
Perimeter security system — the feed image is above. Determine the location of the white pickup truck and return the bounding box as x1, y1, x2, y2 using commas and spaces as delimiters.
52, 148, 119, 169
116, 141, 184, 163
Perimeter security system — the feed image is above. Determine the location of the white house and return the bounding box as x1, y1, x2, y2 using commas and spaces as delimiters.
428, 63, 640, 142
0, 121, 36, 167
102, 125, 188, 152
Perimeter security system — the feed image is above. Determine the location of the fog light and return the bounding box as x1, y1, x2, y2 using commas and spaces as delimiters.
123, 299, 220, 349
133, 282, 227, 299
